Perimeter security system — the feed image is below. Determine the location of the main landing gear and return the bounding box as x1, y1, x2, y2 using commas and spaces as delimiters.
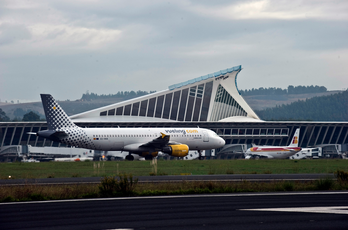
198, 150, 203, 160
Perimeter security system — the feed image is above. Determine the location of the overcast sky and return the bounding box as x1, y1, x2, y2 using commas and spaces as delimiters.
1, 0, 347, 102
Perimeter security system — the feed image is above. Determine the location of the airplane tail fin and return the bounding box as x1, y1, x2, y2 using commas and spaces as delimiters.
288, 128, 300, 147
40, 94, 77, 130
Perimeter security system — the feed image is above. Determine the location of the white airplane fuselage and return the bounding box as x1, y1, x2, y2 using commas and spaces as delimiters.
245, 146, 302, 159
66, 127, 224, 152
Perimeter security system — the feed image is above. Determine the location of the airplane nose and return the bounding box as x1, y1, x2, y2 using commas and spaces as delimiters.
221, 138, 226, 145
218, 137, 225, 146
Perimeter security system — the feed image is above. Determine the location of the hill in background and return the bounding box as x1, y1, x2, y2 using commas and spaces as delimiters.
0, 87, 345, 121
243, 91, 341, 111
255, 90, 348, 121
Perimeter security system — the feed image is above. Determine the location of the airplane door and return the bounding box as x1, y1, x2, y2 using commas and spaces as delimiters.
203, 131, 209, 142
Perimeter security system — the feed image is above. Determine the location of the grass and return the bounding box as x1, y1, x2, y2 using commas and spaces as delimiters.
1, 159, 348, 179
1, 177, 347, 202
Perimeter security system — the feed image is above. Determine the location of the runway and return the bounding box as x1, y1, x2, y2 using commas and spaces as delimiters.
0, 191, 347, 230
0, 173, 334, 185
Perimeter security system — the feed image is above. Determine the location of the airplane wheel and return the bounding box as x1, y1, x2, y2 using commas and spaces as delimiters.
125, 155, 134, 161
198, 150, 203, 160
254, 156, 259, 160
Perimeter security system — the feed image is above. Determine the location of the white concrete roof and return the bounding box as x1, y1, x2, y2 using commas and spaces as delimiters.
218, 116, 265, 122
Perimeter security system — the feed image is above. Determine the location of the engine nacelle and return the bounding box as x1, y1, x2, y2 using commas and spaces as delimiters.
162, 144, 189, 157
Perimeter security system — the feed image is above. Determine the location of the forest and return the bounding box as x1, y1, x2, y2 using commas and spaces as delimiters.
240, 85, 327, 96
81, 90, 156, 101
255, 90, 348, 121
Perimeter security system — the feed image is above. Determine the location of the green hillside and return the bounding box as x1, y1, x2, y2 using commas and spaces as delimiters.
256, 90, 348, 121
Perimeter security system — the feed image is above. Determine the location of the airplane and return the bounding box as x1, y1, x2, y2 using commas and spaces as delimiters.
244, 128, 301, 159
30, 94, 225, 161
54, 156, 94, 162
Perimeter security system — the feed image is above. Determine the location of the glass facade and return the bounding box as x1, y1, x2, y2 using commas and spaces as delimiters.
108, 109, 115, 116
185, 87, 196, 121
200, 81, 213, 121
116, 107, 123, 115
124, 104, 131, 116
170, 91, 181, 120
178, 88, 189, 121
95, 81, 214, 122
132, 102, 140, 116
95, 69, 248, 123
147, 98, 156, 117
139, 100, 148, 117
155, 95, 164, 118
210, 84, 247, 121
162, 93, 172, 119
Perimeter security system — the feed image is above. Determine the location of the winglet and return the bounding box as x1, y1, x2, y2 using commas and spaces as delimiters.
161, 132, 166, 138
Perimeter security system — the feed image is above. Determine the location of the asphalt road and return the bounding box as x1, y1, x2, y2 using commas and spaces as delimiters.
1, 191, 347, 230
0, 173, 335, 185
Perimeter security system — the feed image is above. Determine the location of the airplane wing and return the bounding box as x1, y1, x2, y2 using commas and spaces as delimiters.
124, 133, 189, 158
139, 133, 170, 149
124, 133, 172, 152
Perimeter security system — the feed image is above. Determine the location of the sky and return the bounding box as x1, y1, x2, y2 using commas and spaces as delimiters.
0, 0, 347, 102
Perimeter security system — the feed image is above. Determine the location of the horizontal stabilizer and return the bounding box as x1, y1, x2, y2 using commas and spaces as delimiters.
37, 130, 68, 142
26, 132, 37, 135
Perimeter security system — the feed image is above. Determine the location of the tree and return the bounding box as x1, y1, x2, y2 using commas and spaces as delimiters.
22, 111, 41, 121
0, 108, 10, 121
13, 108, 27, 117
255, 90, 348, 121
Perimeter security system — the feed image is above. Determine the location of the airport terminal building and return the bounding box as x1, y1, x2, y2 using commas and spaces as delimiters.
1, 65, 347, 161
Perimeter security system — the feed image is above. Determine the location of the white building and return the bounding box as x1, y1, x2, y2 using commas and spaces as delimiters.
70, 65, 259, 123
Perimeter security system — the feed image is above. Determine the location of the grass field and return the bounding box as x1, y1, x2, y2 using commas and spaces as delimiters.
1, 159, 348, 179
1, 175, 348, 202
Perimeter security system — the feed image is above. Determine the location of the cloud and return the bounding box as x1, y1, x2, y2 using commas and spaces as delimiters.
0, 0, 347, 102
188, 0, 348, 21
0, 23, 31, 45
29, 24, 122, 50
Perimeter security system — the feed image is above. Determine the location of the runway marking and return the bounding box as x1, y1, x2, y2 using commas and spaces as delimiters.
105, 229, 133, 230
105, 229, 134, 230
241, 206, 348, 215
0, 191, 348, 205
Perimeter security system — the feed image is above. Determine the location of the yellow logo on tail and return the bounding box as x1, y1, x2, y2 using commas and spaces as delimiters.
292, 137, 298, 144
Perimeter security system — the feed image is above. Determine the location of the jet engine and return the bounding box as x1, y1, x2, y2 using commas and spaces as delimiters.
162, 144, 189, 157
